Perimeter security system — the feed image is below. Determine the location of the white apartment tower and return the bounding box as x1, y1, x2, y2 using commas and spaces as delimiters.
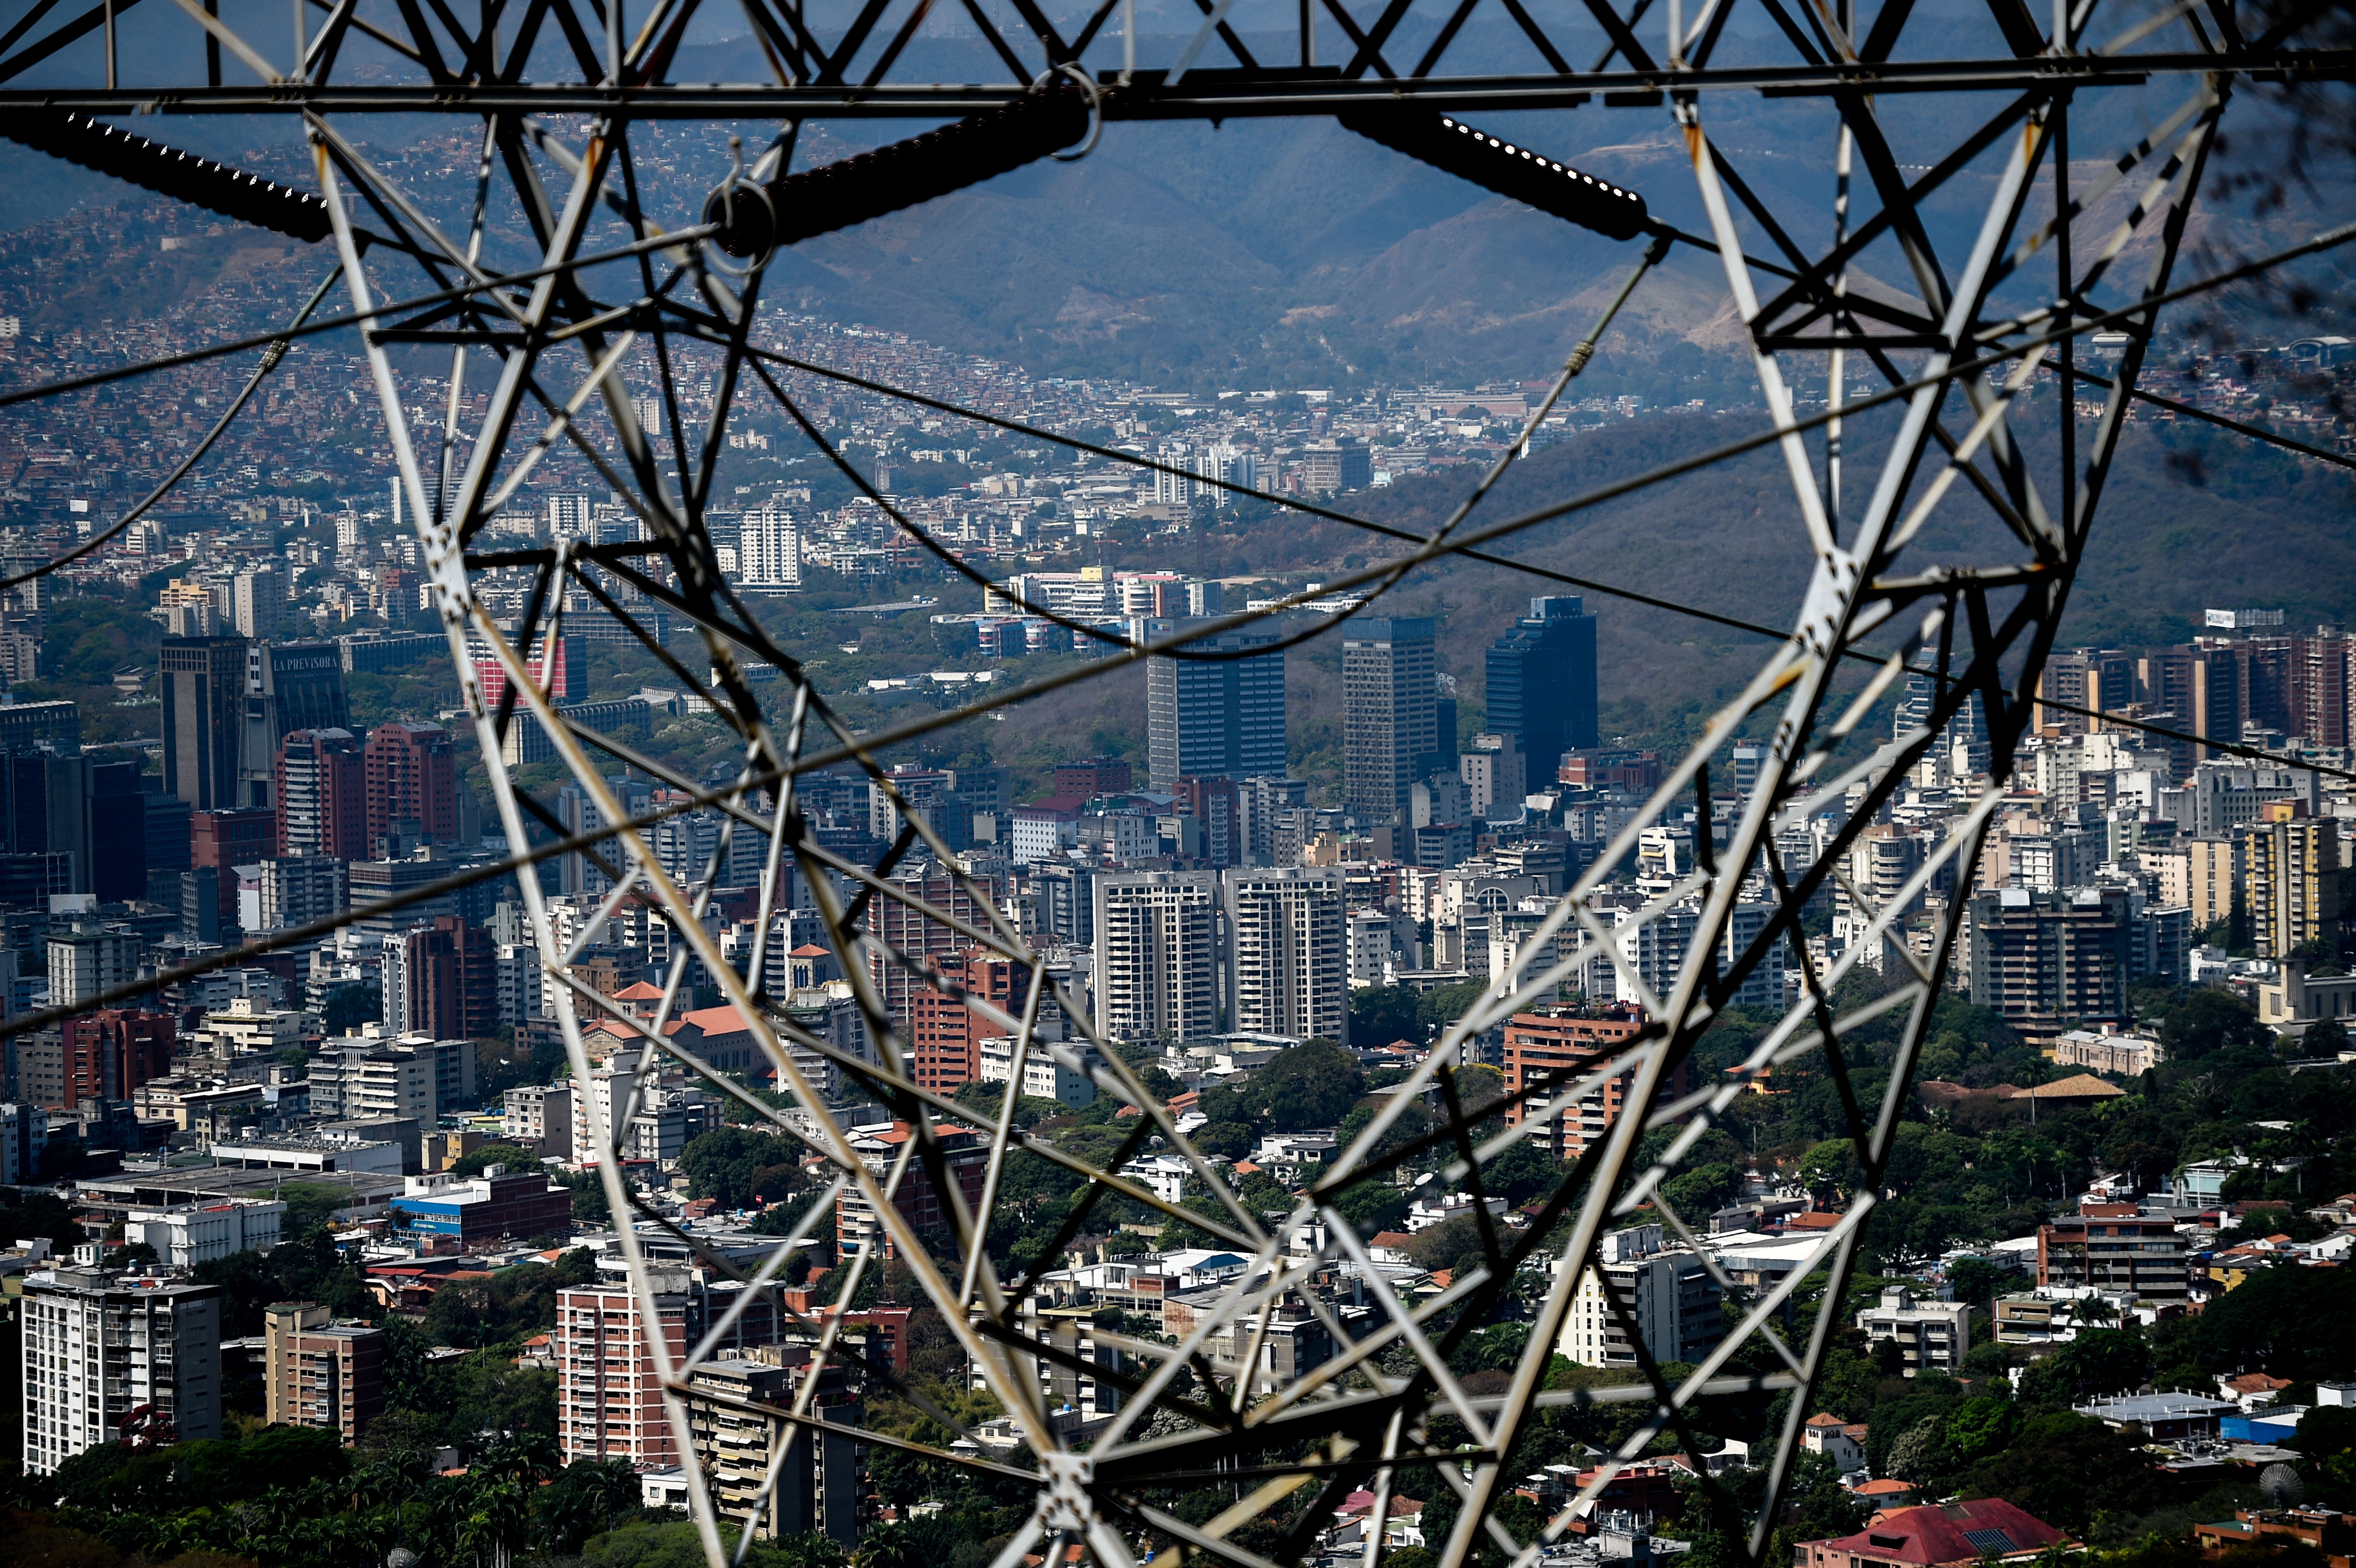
547, 492, 595, 542
1554, 1228, 1723, 1371
1152, 445, 1193, 506
1224, 868, 1348, 1044
22, 1268, 223, 1474
1093, 871, 1221, 1044
738, 505, 802, 588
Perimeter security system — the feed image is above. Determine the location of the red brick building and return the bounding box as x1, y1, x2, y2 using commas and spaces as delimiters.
1502, 1002, 1679, 1159
190, 807, 275, 931
1053, 756, 1133, 798
364, 721, 459, 846
472, 636, 581, 707
863, 867, 994, 1030
404, 916, 500, 1040
58, 1011, 175, 1108
909, 947, 1032, 1095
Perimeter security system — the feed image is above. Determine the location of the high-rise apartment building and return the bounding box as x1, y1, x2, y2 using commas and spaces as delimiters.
230, 567, 285, 639
2243, 801, 2341, 959
555, 1264, 791, 1469
1093, 871, 1221, 1044
1299, 437, 1372, 492
1485, 597, 1598, 777
264, 1301, 385, 1444
57, 1011, 175, 1109
471, 636, 582, 707
257, 854, 348, 933
2291, 630, 2350, 749
1171, 774, 1242, 866
1556, 1226, 1723, 1370
1459, 733, 1527, 822
190, 806, 274, 940
275, 728, 368, 859
1144, 622, 1287, 788
2185, 835, 2237, 933
548, 492, 595, 541
404, 916, 501, 1040
47, 922, 142, 1011
364, 721, 459, 846
1967, 886, 2137, 1036
737, 504, 802, 588
1343, 617, 1438, 824
835, 1122, 992, 1259
22, 1267, 222, 1474
687, 1359, 862, 1546
909, 947, 1033, 1095
1237, 775, 1311, 867
1223, 868, 1347, 1044
1501, 1003, 1677, 1160
861, 862, 992, 1030
2035, 647, 2138, 736
162, 635, 249, 811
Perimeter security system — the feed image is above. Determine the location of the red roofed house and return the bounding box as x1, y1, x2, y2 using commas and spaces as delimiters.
1794, 1499, 2069, 1568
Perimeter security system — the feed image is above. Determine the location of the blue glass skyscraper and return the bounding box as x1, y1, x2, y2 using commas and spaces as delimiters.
1484, 597, 1597, 776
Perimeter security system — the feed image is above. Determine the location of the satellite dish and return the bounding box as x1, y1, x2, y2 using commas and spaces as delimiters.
2260, 1463, 2304, 1511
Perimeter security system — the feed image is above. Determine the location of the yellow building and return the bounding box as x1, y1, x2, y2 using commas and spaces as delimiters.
2242, 801, 2340, 958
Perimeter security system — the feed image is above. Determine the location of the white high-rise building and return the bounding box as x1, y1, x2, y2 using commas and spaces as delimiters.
556, 783, 613, 898
1152, 444, 1193, 506
1092, 871, 1221, 1044
1718, 902, 1785, 1010
22, 1267, 223, 1474
1224, 868, 1348, 1043
1205, 444, 1257, 501
1555, 1227, 1723, 1371
738, 504, 801, 588
1348, 907, 1394, 990
547, 493, 595, 542
232, 566, 285, 639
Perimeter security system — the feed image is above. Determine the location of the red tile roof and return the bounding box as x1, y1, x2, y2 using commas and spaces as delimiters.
678, 1003, 757, 1034
1807, 1499, 2067, 1566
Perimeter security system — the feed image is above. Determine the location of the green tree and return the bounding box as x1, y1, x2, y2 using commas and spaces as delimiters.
681, 1127, 806, 1210
1962, 1411, 2170, 1532
1349, 985, 1425, 1049
1945, 1256, 2013, 1311
2160, 989, 2269, 1062
1204, 1041, 1365, 1130
450, 1142, 542, 1178
1192, 1119, 1256, 1160
1660, 1163, 1745, 1220
1799, 1139, 1860, 1202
